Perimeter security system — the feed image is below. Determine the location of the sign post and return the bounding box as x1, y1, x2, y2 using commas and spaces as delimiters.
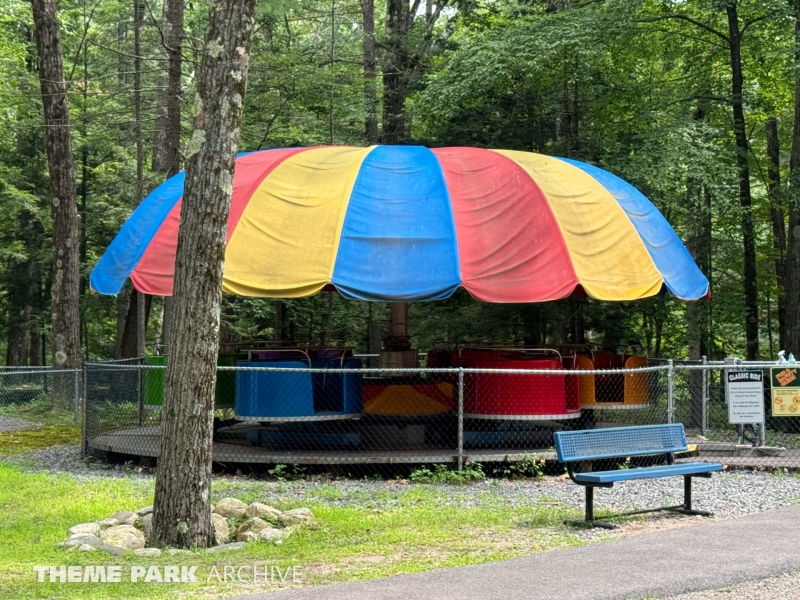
770, 367, 800, 417
726, 370, 764, 424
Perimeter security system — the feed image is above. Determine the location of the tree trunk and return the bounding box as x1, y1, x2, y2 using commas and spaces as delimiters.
29, 323, 43, 366
151, 0, 256, 549
114, 284, 132, 359
325, 292, 334, 342
767, 117, 787, 353
133, 0, 149, 357
118, 290, 152, 358
274, 300, 284, 342
686, 99, 712, 424
153, 0, 184, 177
382, 0, 407, 143
726, 1, 759, 360
31, 0, 81, 371
361, 0, 378, 144
786, 0, 800, 354
5, 213, 40, 366
154, 0, 185, 354
6, 306, 30, 366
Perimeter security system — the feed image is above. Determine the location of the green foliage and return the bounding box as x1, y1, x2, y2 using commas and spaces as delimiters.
267, 463, 308, 480
410, 462, 486, 484
487, 455, 546, 479
0, 0, 797, 362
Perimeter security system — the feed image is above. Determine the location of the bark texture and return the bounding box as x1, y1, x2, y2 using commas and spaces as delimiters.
153, 0, 184, 178
360, 0, 378, 144
726, 1, 759, 360
767, 117, 786, 353
31, 0, 81, 370
382, 0, 409, 143
154, 0, 184, 354
787, 0, 800, 353
151, 0, 256, 549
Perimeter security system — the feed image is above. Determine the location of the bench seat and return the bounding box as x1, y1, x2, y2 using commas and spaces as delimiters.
573, 462, 722, 485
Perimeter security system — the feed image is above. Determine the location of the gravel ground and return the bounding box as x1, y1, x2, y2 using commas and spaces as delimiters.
0, 416, 40, 433
4, 445, 800, 521
663, 571, 800, 599
1, 444, 152, 478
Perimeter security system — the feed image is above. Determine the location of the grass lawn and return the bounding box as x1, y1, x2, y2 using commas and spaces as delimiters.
0, 463, 586, 599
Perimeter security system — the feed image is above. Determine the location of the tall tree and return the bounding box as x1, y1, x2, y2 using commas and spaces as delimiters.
151, 0, 257, 549
30, 0, 81, 370
637, 2, 762, 359
361, 0, 379, 144
155, 0, 185, 354
153, 0, 184, 178
382, 0, 407, 143
381, 0, 448, 142
787, 0, 800, 353
766, 117, 786, 352
725, 0, 759, 360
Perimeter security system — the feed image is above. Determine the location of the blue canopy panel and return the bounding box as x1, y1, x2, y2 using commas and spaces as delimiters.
331, 145, 461, 301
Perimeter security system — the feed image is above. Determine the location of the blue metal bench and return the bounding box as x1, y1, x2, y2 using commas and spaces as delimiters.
553, 424, 722, 528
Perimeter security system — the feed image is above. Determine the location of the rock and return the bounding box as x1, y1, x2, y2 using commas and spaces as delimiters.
167, 549, 193, 556
67, 522, 100, 537
68, 533, 103, 547
58, 541, 80, 549
245, 503, 282, 522
257, 527, 287, 543
135, 506, 153, 517
98, 518, 120, 529
206, 542, 245, 553
109, 511, 137, 526
236, 530, 260, 543
78, 544, 96, 552
213, 498, 248, 519
134, 548, 161, 557
236, 517, 271, 536
211, 513, 230, 545
100, 525, 145, 550
140, 513, 153, 541
278, 508, 314, 527
97, 545, 126, 556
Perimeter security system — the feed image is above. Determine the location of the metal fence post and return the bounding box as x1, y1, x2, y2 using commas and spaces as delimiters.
73, 368, 79, 426
701, 355, 708, 435
457, 367, 464, 472
81, 364, 89, 457
667, 359, 675, 424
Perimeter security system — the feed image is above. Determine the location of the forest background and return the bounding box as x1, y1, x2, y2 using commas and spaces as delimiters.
1, 0, 797, 365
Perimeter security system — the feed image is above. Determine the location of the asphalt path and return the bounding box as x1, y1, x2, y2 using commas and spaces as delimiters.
229, 505, 800, 600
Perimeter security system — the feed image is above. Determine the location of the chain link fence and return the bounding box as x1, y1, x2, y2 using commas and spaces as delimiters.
0, 369, 81, 434
80, 357, 800, 474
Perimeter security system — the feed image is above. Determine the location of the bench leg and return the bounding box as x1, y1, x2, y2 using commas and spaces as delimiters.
685, 474, 692, 511
586, 486, 594, 522
565, 486, 615, 529
672, 475, 713, 517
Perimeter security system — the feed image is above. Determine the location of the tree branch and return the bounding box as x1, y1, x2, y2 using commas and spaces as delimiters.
637, 15, 729, 43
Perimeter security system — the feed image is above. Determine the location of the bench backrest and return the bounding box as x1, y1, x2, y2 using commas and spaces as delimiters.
553, 424, 688, 463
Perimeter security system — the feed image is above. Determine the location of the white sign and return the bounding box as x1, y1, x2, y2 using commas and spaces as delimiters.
726, 370, 765, 424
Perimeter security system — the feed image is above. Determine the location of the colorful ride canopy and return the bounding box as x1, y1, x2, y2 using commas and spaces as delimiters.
90, 146, 709, 303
